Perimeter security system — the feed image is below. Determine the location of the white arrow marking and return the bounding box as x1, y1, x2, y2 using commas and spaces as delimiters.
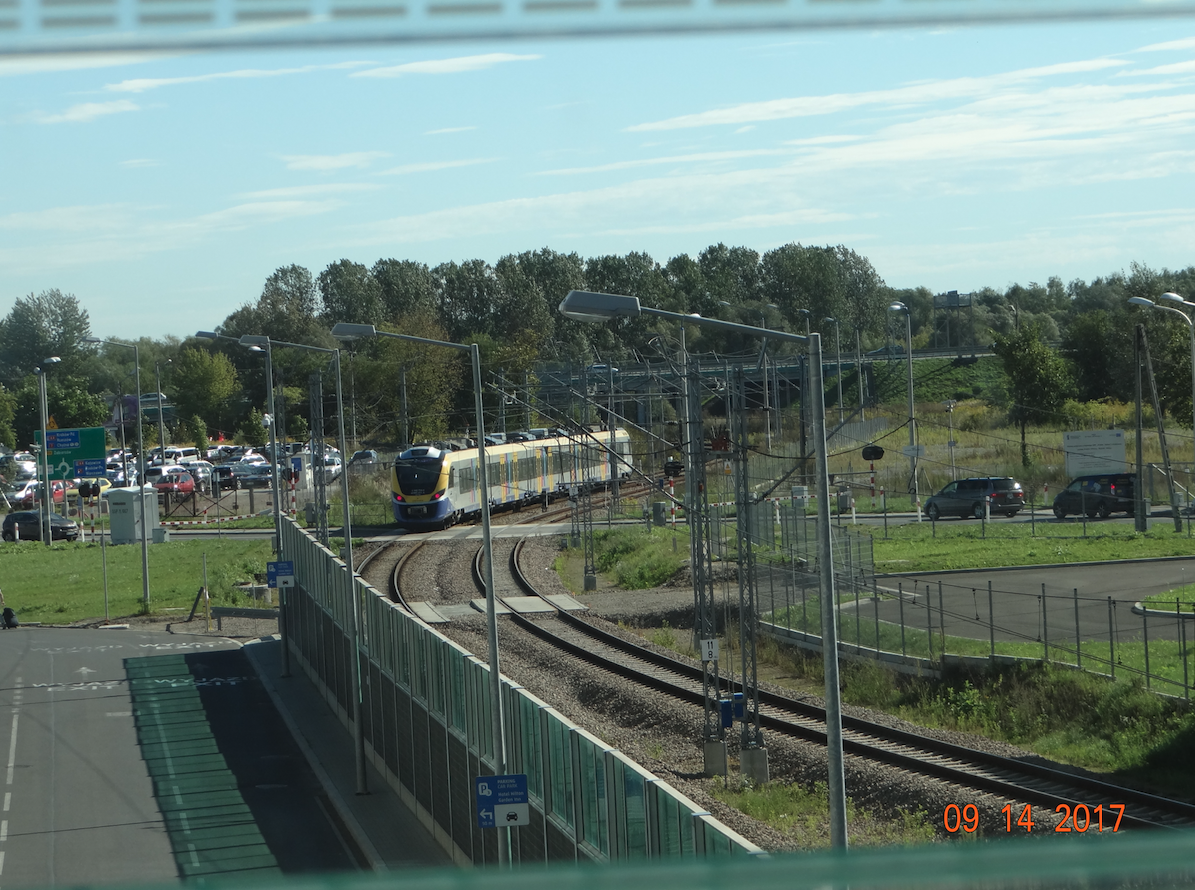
75, 667, 95, 678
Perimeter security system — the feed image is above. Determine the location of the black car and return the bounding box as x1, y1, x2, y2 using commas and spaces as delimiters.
1052, 473, 1135, 519
924, 477, 1025, 520
3, 510, 79, 542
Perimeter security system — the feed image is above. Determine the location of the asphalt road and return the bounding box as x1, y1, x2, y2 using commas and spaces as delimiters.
0, 628, 356, 886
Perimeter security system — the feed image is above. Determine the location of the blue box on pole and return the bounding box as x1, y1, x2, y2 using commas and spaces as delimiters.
733, 692, 744, 720
719, 698, 733, 729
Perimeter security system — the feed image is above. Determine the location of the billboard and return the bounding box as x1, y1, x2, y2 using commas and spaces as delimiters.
1063, 430, 1129, 478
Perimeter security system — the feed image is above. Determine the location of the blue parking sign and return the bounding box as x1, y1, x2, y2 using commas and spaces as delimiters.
476, 774, 529, 828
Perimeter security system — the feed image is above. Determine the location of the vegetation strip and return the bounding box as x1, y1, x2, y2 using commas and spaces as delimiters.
127, 654, 280, 880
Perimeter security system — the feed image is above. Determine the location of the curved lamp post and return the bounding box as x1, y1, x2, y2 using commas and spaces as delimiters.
556, 291, 848, 850
1129, 293, 1195, 512
887, 302, 919, 518
329, 322, 507, 858
84, 338, 152, 606
35, 356, 61, 546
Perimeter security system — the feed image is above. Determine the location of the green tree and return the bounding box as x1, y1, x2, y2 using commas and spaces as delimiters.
994, 323, 1074, 466
0, 384, 15, 449
172, 348, 241, 432
221, 265, 323, 345
237, 408, 268, 447
372, 258, 438, 322
0, 289, 92, 385
11, 375, 108, 451
319, 259, 383, 326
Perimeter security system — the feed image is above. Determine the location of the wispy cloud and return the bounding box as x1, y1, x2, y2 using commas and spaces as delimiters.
105, 61, 373, 93
537, 149, 787, 176
1137, 36, 1195, 53
0, 204, 136, 232
352, 53, 540, 78
0, 52, 176, 78
424, 126, 477, 135
239, 183, 382, 199
1121, 59, 1195, 77
377, 158, 497, 176
37, 100, 140, 124
121, 158, 163, 168
627, 58, 1131, 132
280, 152, 389, 171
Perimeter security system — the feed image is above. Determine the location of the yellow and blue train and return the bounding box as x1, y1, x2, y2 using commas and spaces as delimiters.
391, 429, 633, 529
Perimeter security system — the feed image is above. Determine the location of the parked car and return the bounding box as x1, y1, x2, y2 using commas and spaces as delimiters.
179, 459, 214, 491
1052, 473, 1136, 519
152, 471, 195, 495
233, 463, 275, 488
349, 449, 379, 467
2, 510, 79, 542
924, 477, 1025, 520
65, 477, 112, 498
12, 479, 65, 509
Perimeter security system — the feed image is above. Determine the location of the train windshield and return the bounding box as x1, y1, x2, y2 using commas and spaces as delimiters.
395, 457, 444, 491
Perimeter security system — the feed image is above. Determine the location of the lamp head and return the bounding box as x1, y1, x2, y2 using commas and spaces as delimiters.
1127, 297, 1156, 307
1160, 292, 1185, 304
824, 317, 836, 325
331, 323, 378, 340
238, 335, 269, 347
558, 291, 641, 323
82, 337, 102, 344
888, 302, 908, 313
195, 331, 220, 340
44, 356, 61, 365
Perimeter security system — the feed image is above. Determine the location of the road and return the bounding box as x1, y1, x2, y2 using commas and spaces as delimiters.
0, 628, 355, 886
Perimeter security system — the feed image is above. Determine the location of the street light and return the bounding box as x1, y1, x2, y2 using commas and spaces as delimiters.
155, 359, 171, 467
943, 400, 958, 480
556, 291, 848, 850
1130, 293, 1195, 513
35, 357, 61, 546
824, 317, 844, 425
84, 338, 152, 606
888, 302, 919, 519
329, 322, 509, 857
237, 339, 283, 558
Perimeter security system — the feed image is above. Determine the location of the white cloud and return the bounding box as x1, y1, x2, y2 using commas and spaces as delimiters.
37, 100, 139, 124
352, 53, 540, 78
105, 61, 374, 94
627, 58, 1131, 132
1121, 59, 1195, 77
424, 126, 478, 135
537, 149, 787, 176
239, 183, 382, 199
0, 52, 177, 78
280, 152, 389, 171
378, 158, 496, 176
121, 159, 163, 168
1136, 36, 1195, 53
0, 204, 136, 232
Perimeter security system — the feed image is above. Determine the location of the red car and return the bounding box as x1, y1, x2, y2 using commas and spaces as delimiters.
13, 480, 65, 509
152, 471, 195, 495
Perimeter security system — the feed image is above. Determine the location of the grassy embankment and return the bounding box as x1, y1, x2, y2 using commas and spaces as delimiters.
556, 523, 1195, 844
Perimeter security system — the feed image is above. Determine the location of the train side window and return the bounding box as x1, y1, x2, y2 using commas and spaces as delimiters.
448, 467, 456, 490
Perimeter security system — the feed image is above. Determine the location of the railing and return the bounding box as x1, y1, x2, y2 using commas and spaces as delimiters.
279, 519, 762, 866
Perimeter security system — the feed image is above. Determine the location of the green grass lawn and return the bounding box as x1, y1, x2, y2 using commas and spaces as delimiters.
0, 537, 273, 624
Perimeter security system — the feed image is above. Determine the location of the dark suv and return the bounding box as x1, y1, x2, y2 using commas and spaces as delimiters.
2, 510, 79, 542
1052, 473, 1135, 519
925, 477, 1025, 520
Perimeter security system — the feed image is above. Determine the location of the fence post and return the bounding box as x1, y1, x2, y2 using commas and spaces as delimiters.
899, 582, 906, 660
873, 579, 880, 658
855, 572, 861, 652
988, 580, 995, 661
1041, 584, 1049, 663
1143, 603, 1151, 690
1182, 605, 1189, 702
938, 581, 946, 657
926, 584, 935, 664
1109, 597, 1116, 680
1074, 588, 1081, 669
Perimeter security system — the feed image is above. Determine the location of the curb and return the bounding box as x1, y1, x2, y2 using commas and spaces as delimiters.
879, 554, 1195, 578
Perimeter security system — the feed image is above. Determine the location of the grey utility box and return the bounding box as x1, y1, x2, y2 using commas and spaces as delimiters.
107, 487, 161, 545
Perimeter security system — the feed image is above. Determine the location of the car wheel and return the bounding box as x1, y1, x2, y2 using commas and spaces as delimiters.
972, 502, 986, 520
1, 531, 13, 542
926, 503, 940, 521
1097, 502, 1111, 519
1053, 505, 1066, 520
1005, 510, 1019, 518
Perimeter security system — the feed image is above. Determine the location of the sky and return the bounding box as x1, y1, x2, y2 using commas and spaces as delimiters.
2, 15, 1195, 341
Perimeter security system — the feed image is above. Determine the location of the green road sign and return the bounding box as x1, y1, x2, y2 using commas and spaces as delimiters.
34, 427, 107, 481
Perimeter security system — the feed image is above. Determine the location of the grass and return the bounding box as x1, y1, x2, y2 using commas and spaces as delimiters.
591, 526, 687, 589
869, 519, 1195, 573
0, 537, 274, 624
710, 777, 936, 849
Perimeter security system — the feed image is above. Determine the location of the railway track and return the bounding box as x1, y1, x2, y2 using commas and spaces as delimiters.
450, 537, 1195, 834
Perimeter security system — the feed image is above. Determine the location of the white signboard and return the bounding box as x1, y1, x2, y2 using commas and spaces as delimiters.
700, 639, 719, 664
1063, 430, 1129, 477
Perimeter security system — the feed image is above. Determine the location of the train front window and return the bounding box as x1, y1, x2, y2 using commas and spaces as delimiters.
396, 458, 444, 493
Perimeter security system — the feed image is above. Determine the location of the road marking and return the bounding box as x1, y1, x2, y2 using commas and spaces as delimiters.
4, 793, 10, 812
105, 711, 133, 718
1, 820, 7, 841
6, 714, 18, 787
188, 843, 199, 867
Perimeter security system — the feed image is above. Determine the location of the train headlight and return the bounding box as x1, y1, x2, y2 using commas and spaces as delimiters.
394, 494, 404, 502
433, 489, 445, 500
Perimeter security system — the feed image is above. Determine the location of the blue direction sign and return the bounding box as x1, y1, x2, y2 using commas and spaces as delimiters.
476, 775, 529, 828
75, 459, 107, 477
266, 561, 295, 589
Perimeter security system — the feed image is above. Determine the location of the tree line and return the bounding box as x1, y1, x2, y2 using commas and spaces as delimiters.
1, 246, 1194, 455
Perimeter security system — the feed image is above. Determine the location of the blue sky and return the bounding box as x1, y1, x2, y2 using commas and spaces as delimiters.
2, 17, 1194, 340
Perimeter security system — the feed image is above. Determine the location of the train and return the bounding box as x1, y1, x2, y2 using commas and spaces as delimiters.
391, 429, 633, 530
